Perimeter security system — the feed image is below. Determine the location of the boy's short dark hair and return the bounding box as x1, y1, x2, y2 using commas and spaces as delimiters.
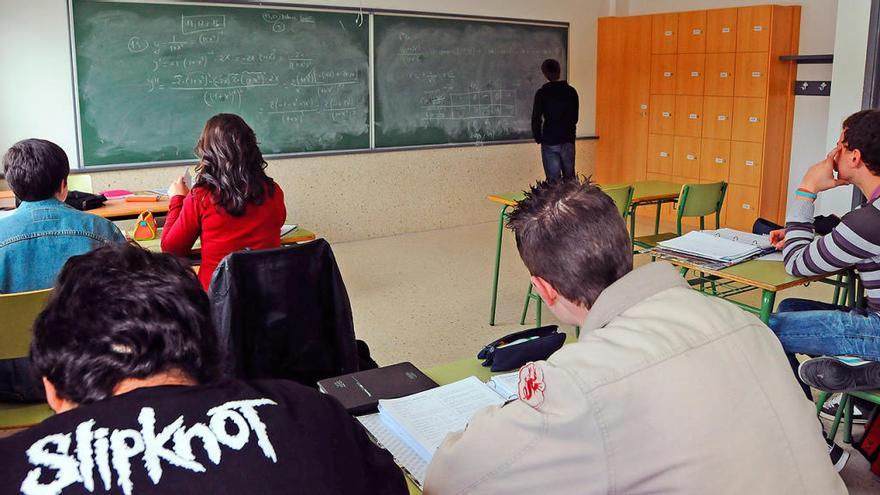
2, 139, 70, 201
31, 244, 222, 405
541, 59, 562, 81
843, 109, 880, 175
507, 177, 632, 308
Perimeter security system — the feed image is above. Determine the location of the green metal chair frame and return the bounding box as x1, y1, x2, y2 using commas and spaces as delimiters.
632, 181, 728, 249
0, 289, 55, 430
520, 185, 635, 328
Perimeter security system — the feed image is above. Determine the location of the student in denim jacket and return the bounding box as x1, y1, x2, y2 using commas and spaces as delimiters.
0, 139, 125, 401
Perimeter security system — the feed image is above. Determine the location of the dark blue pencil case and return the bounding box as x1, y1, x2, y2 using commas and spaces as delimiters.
477, 325, 565, 372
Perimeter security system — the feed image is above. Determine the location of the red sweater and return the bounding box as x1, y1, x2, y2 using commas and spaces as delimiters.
161, 183, 286, 289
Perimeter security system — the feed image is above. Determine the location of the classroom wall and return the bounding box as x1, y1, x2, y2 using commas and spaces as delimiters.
816, 0, 871, 216
0, 0, 603, 242
619, 0, 838, 203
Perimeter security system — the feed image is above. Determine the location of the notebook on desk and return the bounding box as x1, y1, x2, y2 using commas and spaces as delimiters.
652, 228, 775, 269
357, 374, 518, 488
317, 362, 438, 415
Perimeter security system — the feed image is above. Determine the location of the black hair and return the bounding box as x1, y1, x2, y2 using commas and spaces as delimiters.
31, 243, 222, 405
843, 109, 880, 175
506, 177, 632, 308
2, 139, 69, 201
194, 113, 275, 217
541, 59, 562, 81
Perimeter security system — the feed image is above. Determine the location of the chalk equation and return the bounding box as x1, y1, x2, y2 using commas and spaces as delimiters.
421, 90, 516, 121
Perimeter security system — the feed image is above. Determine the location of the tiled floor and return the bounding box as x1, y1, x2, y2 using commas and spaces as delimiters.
331, 215, 879, 493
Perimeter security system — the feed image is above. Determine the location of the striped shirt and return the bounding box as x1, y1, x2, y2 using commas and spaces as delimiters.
784, 196, 880, 312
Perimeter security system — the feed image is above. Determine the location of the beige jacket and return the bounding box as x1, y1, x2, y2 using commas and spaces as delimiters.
424, 262, 847, 495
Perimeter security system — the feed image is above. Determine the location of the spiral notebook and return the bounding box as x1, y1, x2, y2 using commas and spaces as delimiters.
654, 228, 774, 267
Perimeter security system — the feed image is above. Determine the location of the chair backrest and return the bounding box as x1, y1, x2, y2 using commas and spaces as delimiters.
677, 181, 727, 233
207, 240, 360, 387
67, 174, 93, 193
0, 289, 52, 360
604, 185, 634, 219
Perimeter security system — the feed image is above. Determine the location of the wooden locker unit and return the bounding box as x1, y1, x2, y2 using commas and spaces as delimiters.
596, 5, 800, 229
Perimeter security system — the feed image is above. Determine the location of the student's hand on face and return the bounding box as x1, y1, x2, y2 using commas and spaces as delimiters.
800, 146, 849, 193
769, 228, 786, 250
168, 176, 189, 197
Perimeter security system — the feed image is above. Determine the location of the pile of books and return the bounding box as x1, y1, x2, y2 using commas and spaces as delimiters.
652, 228, 776, 269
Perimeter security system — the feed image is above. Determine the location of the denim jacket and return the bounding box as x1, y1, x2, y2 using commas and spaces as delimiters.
0, 198, 125, 293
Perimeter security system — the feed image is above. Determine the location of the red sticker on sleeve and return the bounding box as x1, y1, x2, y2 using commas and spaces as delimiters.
518, 363, 546, 408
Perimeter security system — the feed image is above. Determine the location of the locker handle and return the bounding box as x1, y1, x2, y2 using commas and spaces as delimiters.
659, 151, 669, 158
661, 111, 671, 118
721, 27, 731, 33
751, 71, 763, 78
692, 28, 703, 35
690, 71, 701, 77
714, 157, 726, 164
719, 71, 730, 78
741, 203, 753, 210
663, 71, 673, 77
688, 113, 699, 120
748, 116, 760, 123
753, 25, 763, 32
717, 115, 728, 121
640, 104, 648, 110
686, 154, 697, 161
664, 30, 673, 36
745, 160, 756, 166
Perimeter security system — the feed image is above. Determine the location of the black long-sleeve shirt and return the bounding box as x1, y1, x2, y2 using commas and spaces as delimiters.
531, 80, 579, 145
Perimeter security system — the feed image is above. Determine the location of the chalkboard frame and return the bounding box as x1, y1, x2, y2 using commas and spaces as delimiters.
66, 0, 573, 170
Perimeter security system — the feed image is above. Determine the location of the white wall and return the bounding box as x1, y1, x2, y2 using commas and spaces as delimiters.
0, 0, 604, 242
816, 0, 871, 216
620, 0, 838, 203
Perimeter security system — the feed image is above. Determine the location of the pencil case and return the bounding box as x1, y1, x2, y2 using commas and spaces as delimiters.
477, 325, 565, 372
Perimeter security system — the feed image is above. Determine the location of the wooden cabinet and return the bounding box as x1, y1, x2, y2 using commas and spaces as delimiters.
702, 96, 733, 139
677, 10, 707, 53
597, 5, 800, 227
651, 54, 677, 94
649, 94, 676, 134
675, 95, 703, 137
673, 136, 701, 179
706, 8, 737, 53
648, 134, 675, 174
676, 54, 705, 95
653, 14, 679, 53
700, 139, 731, 183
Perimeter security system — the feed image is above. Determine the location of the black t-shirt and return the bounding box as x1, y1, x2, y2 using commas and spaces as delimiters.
0, 379, 407, 495
531, 80, 579, 145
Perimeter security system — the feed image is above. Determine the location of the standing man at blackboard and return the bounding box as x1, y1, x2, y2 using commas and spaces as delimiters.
531, 59, 579, 180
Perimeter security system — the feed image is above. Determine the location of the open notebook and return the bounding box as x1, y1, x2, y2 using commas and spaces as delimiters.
357, 373, 518, 488
654, 228, 775, 268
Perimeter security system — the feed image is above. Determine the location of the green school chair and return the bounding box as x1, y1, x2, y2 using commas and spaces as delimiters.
67, 174, 93, 193
0, 289, 55, 430
632, 181, 728, 249
520, 185, 635, 327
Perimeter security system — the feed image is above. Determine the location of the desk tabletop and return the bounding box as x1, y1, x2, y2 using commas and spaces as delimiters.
487, 180, 683, 207
0, 192, 170, 221
135, 226, 316, 253
661, 257, 831, 292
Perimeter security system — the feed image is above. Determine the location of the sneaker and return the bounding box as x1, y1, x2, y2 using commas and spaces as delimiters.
818, 394, 869, 425
826, 438, 850, 473
798, 355, 880, 393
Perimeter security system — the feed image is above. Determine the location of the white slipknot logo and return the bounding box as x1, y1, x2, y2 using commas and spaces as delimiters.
20, 399, 278, 495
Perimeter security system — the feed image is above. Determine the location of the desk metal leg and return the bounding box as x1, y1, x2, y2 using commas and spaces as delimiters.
489, 205, 510, 325
629, 203, 637, 246
654, 201, 662, 234
759, 290, 777, 324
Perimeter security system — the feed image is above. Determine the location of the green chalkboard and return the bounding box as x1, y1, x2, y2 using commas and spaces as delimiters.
72, 0, 370, 167
374, 16, 568, 148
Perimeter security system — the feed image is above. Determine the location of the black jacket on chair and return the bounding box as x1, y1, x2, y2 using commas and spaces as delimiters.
208, 239, 361, 387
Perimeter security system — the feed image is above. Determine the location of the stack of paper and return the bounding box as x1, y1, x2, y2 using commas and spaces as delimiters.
657, 229, 773, 265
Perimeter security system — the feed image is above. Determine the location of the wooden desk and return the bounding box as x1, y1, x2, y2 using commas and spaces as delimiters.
0, 191, 170, 221
657, 255, 844, 323
135, 226, 316, 255
486, 180, 682, 325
